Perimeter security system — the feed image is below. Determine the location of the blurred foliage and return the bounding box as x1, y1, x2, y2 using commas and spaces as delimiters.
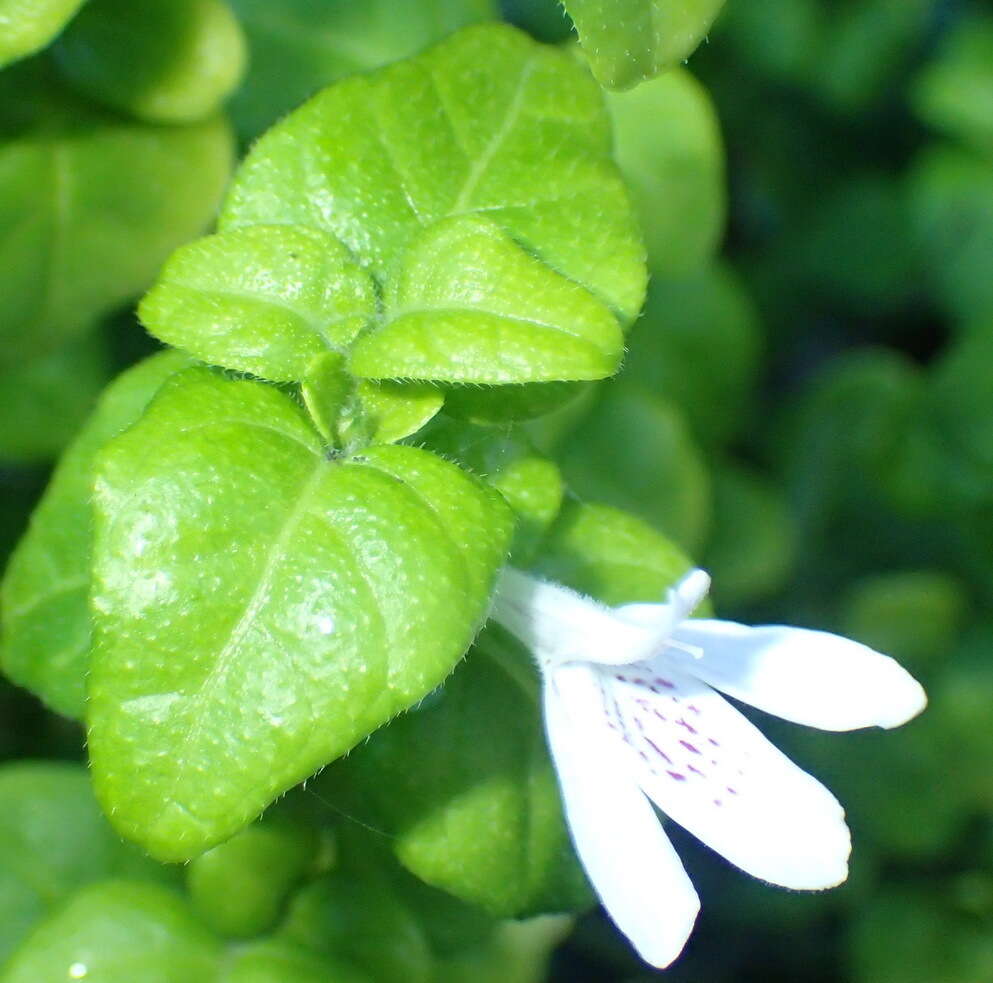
2, 0, 993, 981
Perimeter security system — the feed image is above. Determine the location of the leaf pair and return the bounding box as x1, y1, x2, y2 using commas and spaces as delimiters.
139, 24, 644, 397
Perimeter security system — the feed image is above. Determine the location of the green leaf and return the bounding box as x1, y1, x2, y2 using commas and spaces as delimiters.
851, 887, 993, 983
282, 832, 569, 983
433, 916, 572, 983
421, 416, 565, 563
53, 0, 246, 124
321, 631, 590, 917
186, 818, 317, 938
0, 762, 173, 965
0, 0, 85, 67
607, 68, 725, 275
140, 225, 377, 383
301, 354, 444, 449
227, 0, 498, 142
281, 848, 436, 983
300, 353, 355, 446
225, 941, 369, 983
624, 264, 761, 448
912, 13, 993, 156
349, 215, 623, 384
88, 370, 513, 860
793, 173, 917, 313
563, 0, 726, 89
774, 350, 929, 549
840, 570, 966, 677
1, 351, 194, 718
703, 464, 795, 607
810, 0, 932, 113
556, 383, 711, 552
920, 330, 993, 511
908, 146, 993, 324
532, 499, 698, 606
0, 62, 233, 369
1, 882, 221, 983
442, 380, 591, 425
0, 325, 110, 462
222, 23, 645, 384
357, 381, 444, 445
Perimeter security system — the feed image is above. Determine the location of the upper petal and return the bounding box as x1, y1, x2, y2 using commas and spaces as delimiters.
544, 662, 700, 968
493, 568, 674, 668
597, 661, 851, 891
665, 619, 928, 731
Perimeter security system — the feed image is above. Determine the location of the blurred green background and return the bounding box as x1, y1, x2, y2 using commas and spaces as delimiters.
2, 0, 993, 980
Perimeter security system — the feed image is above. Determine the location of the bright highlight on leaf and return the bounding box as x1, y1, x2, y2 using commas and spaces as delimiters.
87, 369, 512, 860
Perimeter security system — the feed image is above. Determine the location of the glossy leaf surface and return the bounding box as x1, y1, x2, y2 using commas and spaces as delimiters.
1, 882, 220, 983
140, 225, 377, 383
88, 370, 512, 859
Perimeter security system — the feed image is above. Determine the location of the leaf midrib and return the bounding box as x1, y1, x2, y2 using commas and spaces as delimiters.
167, 460, 328, 768
451, 55, 537, 214
165, 283, 355, 354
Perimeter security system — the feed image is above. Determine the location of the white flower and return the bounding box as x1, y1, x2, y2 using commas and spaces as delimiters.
490, 567, 927, 969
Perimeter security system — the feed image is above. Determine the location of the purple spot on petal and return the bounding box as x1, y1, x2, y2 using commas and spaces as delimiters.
688, 764, 705, 777
688, 704, 701, 715
714, 799, 723, 807
667, 770, 687, 782
708, 738, 720, 747
727, 786, 738, 795
679, 740, 701, 755
646, 738, 672, 764
676, 718, 698, 735
653, 709, 668, 722
655, 678, 676, 689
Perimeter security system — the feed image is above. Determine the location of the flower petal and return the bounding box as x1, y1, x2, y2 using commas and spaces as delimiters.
618, 569, 712, 637
545, 662, 700, 968
493, 568, 667, 668
665, 619, 928, 731
597, 661, 851, 890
